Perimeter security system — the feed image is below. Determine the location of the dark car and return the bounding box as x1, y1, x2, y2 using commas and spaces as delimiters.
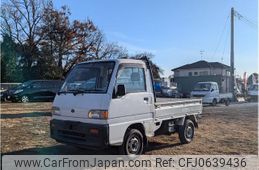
1, 83, 21, 102
6, 80, 63, 103
161, 86, 183, 98
0, 90, 7, 102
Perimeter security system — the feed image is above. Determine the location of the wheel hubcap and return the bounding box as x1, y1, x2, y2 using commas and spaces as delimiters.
127, 136, 140, 154
21, 96, 29, 102
186, 126, 193, 138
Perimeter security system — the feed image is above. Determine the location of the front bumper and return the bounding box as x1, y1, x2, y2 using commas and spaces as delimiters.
6, 93, 20, 102
50, 119, 109, 149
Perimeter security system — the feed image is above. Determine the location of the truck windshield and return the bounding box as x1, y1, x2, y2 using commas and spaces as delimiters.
193, 83, 211, 91
60, 62, 115, 93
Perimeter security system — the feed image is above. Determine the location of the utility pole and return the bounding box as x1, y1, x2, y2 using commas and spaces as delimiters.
230, 7, 235, 100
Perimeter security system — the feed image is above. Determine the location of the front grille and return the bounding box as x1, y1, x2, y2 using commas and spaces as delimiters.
193, 94, 205, 98
59, 130, 86, 139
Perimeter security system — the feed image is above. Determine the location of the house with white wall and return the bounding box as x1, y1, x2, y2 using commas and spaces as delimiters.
172, 60, 231, 96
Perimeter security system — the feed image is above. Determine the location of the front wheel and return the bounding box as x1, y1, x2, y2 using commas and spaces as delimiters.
178, 119, 195, 144
21, 95, 29, 103
119, 129, 144, 155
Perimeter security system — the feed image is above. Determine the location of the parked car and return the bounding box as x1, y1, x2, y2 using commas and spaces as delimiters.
5, 80, 63, 103
0, 90, 7, 102
161, 86, 183, 98
247, 84, 258, 102
1, 83, 21, 102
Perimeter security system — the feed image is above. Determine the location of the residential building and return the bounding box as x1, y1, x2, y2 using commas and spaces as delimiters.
171, 60, 231, 96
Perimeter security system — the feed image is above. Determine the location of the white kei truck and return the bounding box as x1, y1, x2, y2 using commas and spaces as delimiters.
50, 57, 202, 155
190, 82, 233, 106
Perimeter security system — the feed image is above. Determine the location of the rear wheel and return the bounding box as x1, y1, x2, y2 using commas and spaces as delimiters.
212, 99, 217, 106
225, 99, 230, 106
21, 95, 29, 103
178, 119, 195, 144
119, 129, 144, 155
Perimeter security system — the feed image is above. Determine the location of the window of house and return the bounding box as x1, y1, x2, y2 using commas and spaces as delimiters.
194, 72, 198, 76
226, 71, 230, 76
116, 67, 146, 93
199, 71, 209, 76
188, 72, 192, 76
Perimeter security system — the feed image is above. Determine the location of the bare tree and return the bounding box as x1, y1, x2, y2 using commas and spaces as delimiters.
130, 52, 163, 79
89, 31, 129, 59
40, 5, 129, 76
1, 0, 51, 77
39, 5, 105, 75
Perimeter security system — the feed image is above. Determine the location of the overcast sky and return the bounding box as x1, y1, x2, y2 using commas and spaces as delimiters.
55, 0, 258, 77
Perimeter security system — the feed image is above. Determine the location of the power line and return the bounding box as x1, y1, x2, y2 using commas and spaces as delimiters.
235, 10, 258, 29
211, 15, 230, 60
221, 25, 230, 63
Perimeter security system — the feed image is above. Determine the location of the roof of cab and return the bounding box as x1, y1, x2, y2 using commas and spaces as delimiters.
79, 59, 145, 65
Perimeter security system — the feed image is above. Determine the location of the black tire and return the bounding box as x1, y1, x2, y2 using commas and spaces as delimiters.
178, 119, 195, 144
119, 129, 144, 155
225, 99, 230, 106
212, 99, 217, 106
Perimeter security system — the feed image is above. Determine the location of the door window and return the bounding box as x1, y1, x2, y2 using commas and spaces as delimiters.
31, 82, 42, 89
116, 67, 146, 93
211, 84, 218, 91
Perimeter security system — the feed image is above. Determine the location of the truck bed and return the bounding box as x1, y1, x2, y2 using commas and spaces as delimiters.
155, 97, 202, 120
219, 93, 233, 99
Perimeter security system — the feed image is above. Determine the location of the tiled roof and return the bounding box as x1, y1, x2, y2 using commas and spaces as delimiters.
171, 60, 231, 71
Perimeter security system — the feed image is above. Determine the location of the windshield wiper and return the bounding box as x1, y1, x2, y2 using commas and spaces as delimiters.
69, 89, 86, 96
57, 88, 104, 95
57, 89, 86, 95
57, 91, 67, 95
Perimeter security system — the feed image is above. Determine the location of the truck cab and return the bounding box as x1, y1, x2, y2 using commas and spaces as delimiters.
50, 59, 202, 155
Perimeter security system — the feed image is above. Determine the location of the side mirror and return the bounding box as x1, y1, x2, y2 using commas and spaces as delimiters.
116, 84, 126, 97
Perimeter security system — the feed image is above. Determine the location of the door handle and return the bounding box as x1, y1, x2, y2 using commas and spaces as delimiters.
144, 97, 149, 102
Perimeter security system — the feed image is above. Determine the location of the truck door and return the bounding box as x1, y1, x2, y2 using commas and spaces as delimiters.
110, 65, 153, 119
212, 83, 220, 102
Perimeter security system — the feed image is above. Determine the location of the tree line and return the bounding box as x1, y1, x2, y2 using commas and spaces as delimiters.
1, 0, 162, 83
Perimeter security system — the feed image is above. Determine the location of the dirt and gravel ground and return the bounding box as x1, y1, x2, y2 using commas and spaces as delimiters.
0, 102, 258, 155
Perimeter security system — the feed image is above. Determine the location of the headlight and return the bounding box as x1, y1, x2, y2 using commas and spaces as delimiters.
88, 110, 108, 119
52, 106, 60, 116
14, 89, 23, 94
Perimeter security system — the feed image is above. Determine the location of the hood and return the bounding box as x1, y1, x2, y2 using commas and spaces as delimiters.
52, 93, 111, 120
